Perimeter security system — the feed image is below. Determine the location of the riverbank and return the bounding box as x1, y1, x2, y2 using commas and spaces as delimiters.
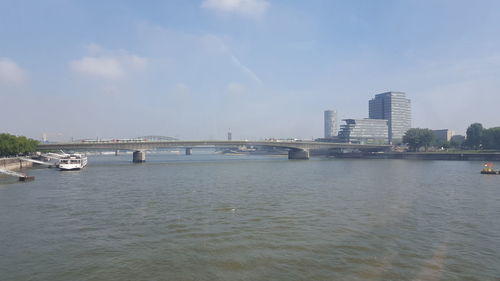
332, 152, 500, 161
0, 158, 33, 171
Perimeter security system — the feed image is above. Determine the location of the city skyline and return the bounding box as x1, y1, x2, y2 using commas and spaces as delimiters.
1, 1, 500, 141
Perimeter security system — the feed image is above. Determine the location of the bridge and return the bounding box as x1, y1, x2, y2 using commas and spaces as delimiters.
37, 140, 391, 161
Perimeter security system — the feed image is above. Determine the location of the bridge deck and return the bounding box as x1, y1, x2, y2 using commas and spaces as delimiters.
38, 140, 391, 151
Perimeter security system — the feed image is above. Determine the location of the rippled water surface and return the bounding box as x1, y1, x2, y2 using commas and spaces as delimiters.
1, 154, 499, 280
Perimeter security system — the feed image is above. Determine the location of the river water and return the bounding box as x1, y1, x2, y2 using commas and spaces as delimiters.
0, 153, 499, 280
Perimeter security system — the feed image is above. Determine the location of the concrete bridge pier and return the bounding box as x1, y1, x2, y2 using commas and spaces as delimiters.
133, 151, 146, 163
288, 149, 310, 160
185, 148, 192, 155
115, 150, 119, 156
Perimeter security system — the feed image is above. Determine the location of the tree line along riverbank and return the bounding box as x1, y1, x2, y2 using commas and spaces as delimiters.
0, 133, 39, 157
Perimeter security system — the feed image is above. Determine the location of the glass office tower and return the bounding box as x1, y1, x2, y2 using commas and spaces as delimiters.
369, 92, 411, 144
338, 119, 389, 144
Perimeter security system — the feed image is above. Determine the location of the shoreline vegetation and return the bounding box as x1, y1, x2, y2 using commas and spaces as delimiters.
402, 123, 500, 152
0, 133, 39, 157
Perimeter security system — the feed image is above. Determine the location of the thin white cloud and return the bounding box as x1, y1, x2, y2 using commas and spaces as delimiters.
200, 34, 228, 54
85, 43, 105, 55
171, 83, 192, 97
70, 45, 148, 79
136, 24, 263, 86
199, 33, 263, 84
0, 57, 27, 84
230, 55, 263, 85
201, 0, 270, 18
71, 57, 124, 79
226, 82, 245, 95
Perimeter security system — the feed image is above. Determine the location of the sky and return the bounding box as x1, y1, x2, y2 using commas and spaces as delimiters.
1, 0, 500, 141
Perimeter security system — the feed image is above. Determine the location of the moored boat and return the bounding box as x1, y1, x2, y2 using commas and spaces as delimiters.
59, 154, 88, 171
480, 163, 499, 174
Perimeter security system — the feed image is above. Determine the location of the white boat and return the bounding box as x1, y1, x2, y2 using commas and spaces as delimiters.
59, 154, 88, 170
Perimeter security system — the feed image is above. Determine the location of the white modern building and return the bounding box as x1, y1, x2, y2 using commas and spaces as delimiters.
324, 110, 338, 139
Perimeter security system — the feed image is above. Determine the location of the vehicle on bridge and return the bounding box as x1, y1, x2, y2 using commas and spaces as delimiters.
81, 138, 147, 143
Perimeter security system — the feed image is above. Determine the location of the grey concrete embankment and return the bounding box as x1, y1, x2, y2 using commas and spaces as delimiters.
0, 158, 33, 171
332, 152, 500, 161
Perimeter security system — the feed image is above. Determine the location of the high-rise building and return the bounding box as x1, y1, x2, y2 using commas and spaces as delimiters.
324, 110, 338, 138
338, 119, 389, 144
369, 92, 411, 143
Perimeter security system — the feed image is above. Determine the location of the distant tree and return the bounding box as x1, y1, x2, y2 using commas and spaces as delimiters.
402, 129, 419, 152
419, 129, 435, 151
465, 123, 483, 149
444, 141, 451, 149
440, 141, 450, 150
432, 138, 450, 150
449, 135, 465, 149
0, 133, 39, 157
481, 127, 500, 149
402, 128, 435, 152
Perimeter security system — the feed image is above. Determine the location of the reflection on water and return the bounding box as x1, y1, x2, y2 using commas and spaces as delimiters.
0, 154, 499, 280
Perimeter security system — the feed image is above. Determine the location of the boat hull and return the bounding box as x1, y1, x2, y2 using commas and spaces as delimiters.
480, 170, 499, 175
59, 167, 82, 171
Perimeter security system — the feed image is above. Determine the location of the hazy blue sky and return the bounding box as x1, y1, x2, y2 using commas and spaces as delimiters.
1, 0, 500, 141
